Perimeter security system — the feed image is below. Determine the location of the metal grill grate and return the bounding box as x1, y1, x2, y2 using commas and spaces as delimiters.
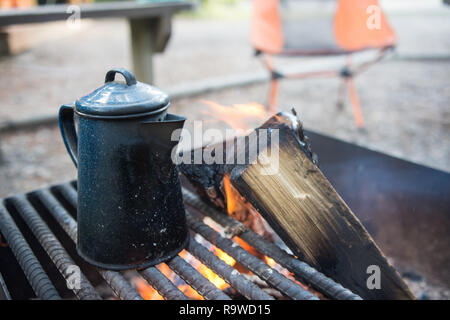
0, 181, 361, 300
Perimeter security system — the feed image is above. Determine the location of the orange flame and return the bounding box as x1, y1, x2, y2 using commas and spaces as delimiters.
222, 174, 286, 275
201, 100, 268, 132
223, 174, 236, 215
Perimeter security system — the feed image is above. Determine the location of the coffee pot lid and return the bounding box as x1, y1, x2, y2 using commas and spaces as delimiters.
74, 68, 169, 119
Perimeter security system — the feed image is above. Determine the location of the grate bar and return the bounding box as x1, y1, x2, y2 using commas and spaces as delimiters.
187, 237, 274, 300
35, 187, 142, 300
185, 210, 318, 300
0, 202, 60, 300
182, 188, 362, 300
36, 188, 77, 241
8, 195, 101, 300
167, 255, 231, 300
1, 181, 350, 300
62, 182, 230, 300
0, 272, 11, 300
57, 183, 189, 300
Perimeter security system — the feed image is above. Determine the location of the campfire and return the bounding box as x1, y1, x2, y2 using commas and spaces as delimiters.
0, 101, 416, 300
131, 101, 318, 300
127, 100, 413, 300
178, 102, 415, 300
132, 175, 318, 300
134, 249, 226, 300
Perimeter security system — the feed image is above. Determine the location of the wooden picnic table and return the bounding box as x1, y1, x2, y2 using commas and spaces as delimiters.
0, 1, 195, 84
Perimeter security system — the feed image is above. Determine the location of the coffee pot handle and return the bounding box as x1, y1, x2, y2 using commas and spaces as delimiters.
105, 68, 137, 86
59, 104, 78, 167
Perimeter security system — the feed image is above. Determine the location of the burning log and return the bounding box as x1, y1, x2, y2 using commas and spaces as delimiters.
179, 110, 415, 300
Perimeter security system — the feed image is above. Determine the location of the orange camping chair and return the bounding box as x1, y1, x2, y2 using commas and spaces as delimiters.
251, 0, 396, 128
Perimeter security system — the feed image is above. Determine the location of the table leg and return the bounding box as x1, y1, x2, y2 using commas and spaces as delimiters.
0, 29, 10, 56
128, 15, 172, 85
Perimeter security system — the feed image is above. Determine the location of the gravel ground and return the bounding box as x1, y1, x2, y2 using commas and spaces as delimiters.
0, 7, 449, 196
1, 53, 449, 198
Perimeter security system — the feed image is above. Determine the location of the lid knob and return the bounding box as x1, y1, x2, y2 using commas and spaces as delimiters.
105, 68, 137, 86
75, 67, 169, 119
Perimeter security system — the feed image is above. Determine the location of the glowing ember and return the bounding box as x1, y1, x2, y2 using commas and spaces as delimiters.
265, 256, 277, 268
134, 263, 176, 300
134, 277, 163, 300
0, 234, 8, 247
198, 264, 228, 291
214, 247, 236, 267
177, 284, 204, 300
134, 248, 236, 300
179, 249, 228, 294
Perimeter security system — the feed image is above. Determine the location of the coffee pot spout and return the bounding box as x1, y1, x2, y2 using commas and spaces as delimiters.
139, 114, 186, 150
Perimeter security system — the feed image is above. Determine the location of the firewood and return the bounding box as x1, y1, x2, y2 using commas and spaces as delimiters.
180, 110, 414, 300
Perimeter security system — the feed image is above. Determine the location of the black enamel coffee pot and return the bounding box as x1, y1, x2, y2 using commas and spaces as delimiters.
59, 68, 188, 270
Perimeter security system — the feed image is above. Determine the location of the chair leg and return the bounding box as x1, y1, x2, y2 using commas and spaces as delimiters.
337, 78, 347, 110
346, 77, 365, 128
269, 78, 279, 114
